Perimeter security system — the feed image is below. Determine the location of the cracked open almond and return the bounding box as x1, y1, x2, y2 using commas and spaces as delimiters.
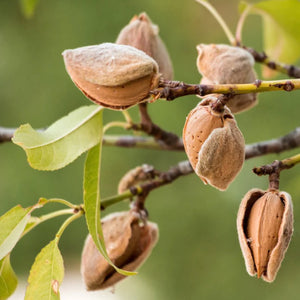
63, 43, 160, 110
182, 96, 245, 191
81, 211, 159, 290
237, 189, 293, 282
197, 44, 257, 113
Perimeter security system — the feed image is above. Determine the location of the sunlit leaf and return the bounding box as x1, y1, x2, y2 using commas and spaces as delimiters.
12, 105, 103, 171
83, 143, 136, 277
25, 240, 64, 300
20, 0, 40, 19
0, 255, 18, 300
242, 0, 300, 76
0, 206, 31, 260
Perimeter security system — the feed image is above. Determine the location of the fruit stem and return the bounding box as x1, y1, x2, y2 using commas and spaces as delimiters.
55, 209, 84, 242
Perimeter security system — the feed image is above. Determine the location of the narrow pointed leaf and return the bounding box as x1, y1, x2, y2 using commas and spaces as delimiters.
12, 105, 103, 170
83, 143, 136, 276
25, 240, 64, 300
0, 255, 18, 300
242, 0, 300, 69
0, 206, 31, 260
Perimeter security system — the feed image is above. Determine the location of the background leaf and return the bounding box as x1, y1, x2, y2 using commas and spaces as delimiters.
0, 206, 31, 261
12, 105, 103, 171
0, 255, 18, 300
25, 240, 64, 300
84, 144, 136, 277
243, 0, 300, 76
20, 0, 40, 19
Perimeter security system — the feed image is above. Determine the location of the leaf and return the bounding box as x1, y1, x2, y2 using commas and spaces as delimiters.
20, 0, 40, 19
12, 105, 103, 171
0, 206, 31, 261
25, 240, 64, 300
0, 255, 18, 300
83, 144, 136, 277
242, 0, 300, 68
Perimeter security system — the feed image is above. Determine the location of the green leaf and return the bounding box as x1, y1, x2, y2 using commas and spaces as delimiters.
25, 240, 64, 300
243, 0, 300, 65
20, 0, 40, 19
0, 255, 18, 300
83, 144, 136, 277
12, 105, 103, 171
0, 206, 31, 261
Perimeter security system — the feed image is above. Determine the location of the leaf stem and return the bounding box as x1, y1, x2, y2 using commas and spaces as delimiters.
38, 198, 77, 209
196, 0, 235, 45
55, 209, 84, 242
103, 121, 129, 133
22, 208, 75, 237
122, 110, 133, 124
101, 188, 143, 209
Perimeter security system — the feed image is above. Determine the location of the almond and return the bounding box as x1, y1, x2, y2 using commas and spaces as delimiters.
237, 189, 293, 282
63, 43, 160, 110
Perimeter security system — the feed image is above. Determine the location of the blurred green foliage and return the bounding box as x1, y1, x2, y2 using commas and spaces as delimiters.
0, 0, 300, 299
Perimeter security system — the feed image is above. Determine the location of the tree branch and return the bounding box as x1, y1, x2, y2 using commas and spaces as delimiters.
2, 126, 300, 157
0, 127, 17, 143
128, 103, 183, 149
102, 135, 180, 150
245, 127, 300, 159
151, 78, 300, 101
101, 160, 193, 209
244, 46, 300, 78
101, 134, 300, 209
252, 153, 300, 190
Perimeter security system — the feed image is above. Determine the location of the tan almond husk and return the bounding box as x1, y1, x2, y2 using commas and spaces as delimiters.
182, 96, 245, 191
63, 43, 160, 110
196, 113, 245, 191
197, 44, 257, 113
81, 211, 159, 290
116, 12, 173, 80
118, 165, 153, 194
237, 189, 293, 282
